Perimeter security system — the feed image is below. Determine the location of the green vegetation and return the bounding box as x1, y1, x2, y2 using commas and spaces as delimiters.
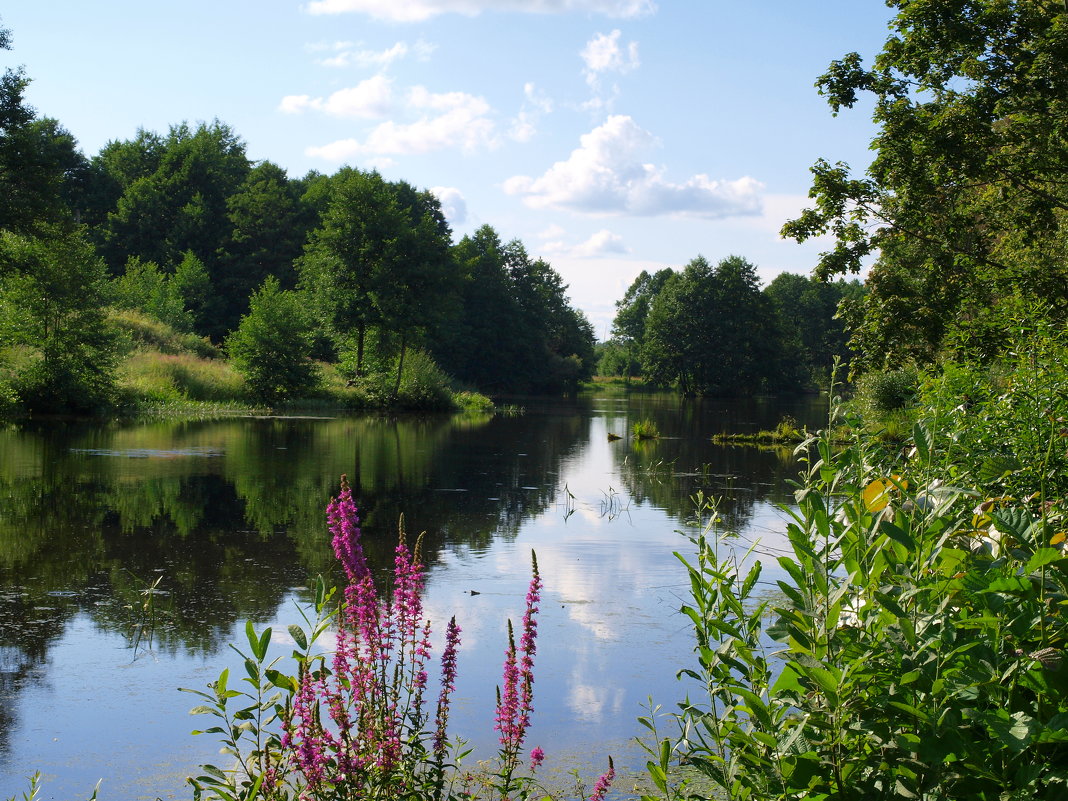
631, 418, 660, 440
0, 16, 593, 418
599, 259, 862, 395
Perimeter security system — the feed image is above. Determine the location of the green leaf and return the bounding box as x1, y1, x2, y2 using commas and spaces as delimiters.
1026, 547, 1064, 573
288, 624, 308, 651
912, 421, 932, 463
988, 711, 1037, 754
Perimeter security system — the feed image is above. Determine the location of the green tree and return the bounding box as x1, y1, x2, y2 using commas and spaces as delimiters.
0, 226, 117, 412
298, 169, 408, 376
610, 267, 674, 380
214, 161, 314, 335
226, 276, 318, 404
783, 0, 1068, 367
112, 256, 193, 331
642, 255, 787, 395
764, 273, 863, 386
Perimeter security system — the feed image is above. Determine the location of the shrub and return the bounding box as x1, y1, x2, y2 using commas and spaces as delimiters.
226, 277, 319, 404
650, 395, 1068, 800
851, 366, 920, 417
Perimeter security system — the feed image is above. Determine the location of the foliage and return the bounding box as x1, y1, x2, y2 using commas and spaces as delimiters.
632, 419, 661, 440
851, 365, 920, 417
183, 478, 614, 801
642, 255, 787, 396
648, 380, 1068, 800
917, 312, 1068, 501
0, 226, 118, 413
226, 277, 319, 405
434, 226, 596, 395
763, 273, 863, 387
112, 256, 196, 332
783, 0, 1068, 368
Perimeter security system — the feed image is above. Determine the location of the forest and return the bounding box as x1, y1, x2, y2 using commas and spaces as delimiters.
0, 16, 607, 415
0, 14, 876, 419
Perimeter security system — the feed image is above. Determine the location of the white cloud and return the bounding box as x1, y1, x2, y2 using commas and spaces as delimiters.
278, 75, 394, 118
305, 138, 363, 161
581, 30, 639, 87
305, 87, 498, 159
305, 0, 656, 22
318, 42, 409, 68
509, 82, 553, 143
575, 229, 629, 256
430, 186, 468, 226
504, 115, 763, 218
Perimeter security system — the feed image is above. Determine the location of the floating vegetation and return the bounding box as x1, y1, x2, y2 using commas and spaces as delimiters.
631, 419, 661, 440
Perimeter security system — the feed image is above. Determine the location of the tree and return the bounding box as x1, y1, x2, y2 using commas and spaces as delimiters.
764, 273, 863, 385
642, 256, 787, 395
214, 161, 314, 334
783, 1, 1068, 367
610, 267, 675, 380
298, 169, 408, 376
226, 276, 318, 404
0, 226, 117, 412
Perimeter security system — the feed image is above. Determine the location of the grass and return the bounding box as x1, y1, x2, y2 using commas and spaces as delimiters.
713, 415, 807, 445
631, 418, 661, 439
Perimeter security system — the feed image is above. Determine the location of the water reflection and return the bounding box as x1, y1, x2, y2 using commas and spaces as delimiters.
0, 392, 826, 799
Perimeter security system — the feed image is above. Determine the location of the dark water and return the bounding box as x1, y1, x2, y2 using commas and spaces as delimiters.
0, 392, 827, 800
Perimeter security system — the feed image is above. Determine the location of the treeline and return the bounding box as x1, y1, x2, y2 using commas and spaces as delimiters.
599, 256, 862, 394
0, 20, 595, 414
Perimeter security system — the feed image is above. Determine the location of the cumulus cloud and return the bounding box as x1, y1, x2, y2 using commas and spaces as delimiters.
305, 0, 656, 22
575, 229, 629, 256
503, 115, 763, 218
278, 75, 395, 118
430, 186, 468, 226
305, 86, 498, 159
581, 30, 639, 87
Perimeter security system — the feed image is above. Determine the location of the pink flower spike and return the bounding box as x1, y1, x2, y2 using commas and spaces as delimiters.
589, 757, 615, 801
530, 746, 545, 770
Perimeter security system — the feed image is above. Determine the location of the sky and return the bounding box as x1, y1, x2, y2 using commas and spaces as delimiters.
2, 1, 893, 338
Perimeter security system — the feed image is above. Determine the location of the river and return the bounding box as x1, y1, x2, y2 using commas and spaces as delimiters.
0, 391, 827, 800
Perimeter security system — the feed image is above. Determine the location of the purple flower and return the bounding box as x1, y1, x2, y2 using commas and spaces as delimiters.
434, 616, 461, 759
327, 475, 367, 583
530, 746, 545, 770
589, 757, 615, 801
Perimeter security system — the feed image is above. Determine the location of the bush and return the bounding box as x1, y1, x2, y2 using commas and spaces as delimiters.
226, 277, 319, 404
651, 393, 1068, 800
851, 366, 920, 417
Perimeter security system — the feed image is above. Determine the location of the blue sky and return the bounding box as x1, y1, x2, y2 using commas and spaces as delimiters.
3, 1, 892, 337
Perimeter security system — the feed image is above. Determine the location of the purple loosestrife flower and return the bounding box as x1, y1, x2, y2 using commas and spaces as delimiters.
328, 474, 367, 583
434, 616, 461, 759
589, 757, 615, 801
530, 746, 545, 770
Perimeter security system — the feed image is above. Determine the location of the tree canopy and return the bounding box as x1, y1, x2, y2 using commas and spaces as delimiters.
783, 0, 1068, 367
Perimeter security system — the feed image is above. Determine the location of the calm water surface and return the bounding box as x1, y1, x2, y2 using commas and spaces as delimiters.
0, 392, 826, 800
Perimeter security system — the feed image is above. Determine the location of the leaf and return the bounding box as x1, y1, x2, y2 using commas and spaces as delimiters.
1025, 547, 1064, 573
988, 711, 1037, 754
912, 421, 932, 463
288, 624, 308, 651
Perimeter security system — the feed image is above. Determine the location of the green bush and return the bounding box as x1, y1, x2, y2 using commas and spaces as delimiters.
653, 403, 1068, 800
851, 366, 920, 416
226, 277, 319, 404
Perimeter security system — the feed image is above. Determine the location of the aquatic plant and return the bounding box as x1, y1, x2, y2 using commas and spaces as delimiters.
184, 476, 612, 801
631, 419, 660, 440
